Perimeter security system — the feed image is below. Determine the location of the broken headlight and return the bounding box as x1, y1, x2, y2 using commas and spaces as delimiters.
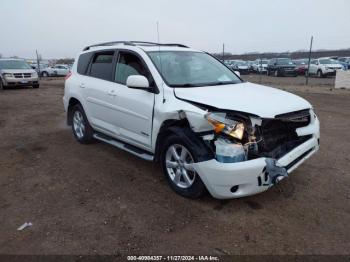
205, 112, 245, 140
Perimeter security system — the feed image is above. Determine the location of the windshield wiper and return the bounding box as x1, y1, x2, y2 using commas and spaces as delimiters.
171, 83, 202, 87
171, 81, 237, 88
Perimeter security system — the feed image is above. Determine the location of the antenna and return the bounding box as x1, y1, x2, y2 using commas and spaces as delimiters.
157, 21, 166, 103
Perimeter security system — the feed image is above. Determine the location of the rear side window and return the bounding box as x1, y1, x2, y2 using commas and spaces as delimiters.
89, 51, 114, 81
77, 52, 93, 75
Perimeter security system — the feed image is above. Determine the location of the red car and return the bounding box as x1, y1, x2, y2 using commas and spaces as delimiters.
293, 59, 308, 75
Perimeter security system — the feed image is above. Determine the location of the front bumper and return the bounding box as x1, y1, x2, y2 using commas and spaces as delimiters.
3, 76, 39, 86
193, 117, 320, 199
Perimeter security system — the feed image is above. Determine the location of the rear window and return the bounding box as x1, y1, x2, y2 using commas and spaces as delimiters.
77, 52, 93, 75
89, 52, 114, 81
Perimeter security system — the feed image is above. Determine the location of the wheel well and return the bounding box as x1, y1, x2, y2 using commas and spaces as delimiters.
67, 98, 81, 125
154, 119, 190, 162
154, 119, 214, 163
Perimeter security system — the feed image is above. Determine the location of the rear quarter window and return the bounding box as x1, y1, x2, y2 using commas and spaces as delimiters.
77, 52, 93, 75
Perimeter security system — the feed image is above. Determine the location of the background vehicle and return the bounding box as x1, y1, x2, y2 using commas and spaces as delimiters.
232, 60, 249, 74
41, 64, 70, 77
0, 59, 39, 89
337, 57, 350, 70
64, 41, 319, 199
252, 59, 268, 73
267, 58, 298, 77
293, 59, 308, 75
308, 58, 343, 77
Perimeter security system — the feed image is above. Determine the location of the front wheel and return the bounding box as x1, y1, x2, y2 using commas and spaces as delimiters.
42, 72, 49, 77
317, 70, 323, 78
71, 104, 94, 144
161, 134, 207, 198
33, 84, 40, 88
274, 69, 279, 77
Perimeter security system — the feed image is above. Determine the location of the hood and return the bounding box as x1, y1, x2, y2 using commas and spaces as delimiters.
326, 64, 342, 69
0, 69, 36, 74
174, 82, 311, 118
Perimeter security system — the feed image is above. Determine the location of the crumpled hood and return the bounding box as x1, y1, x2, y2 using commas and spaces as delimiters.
0, 69, 36, 74
175, 82, 311, 118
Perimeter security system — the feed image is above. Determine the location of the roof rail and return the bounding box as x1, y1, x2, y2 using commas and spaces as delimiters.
83, 41, 188, 51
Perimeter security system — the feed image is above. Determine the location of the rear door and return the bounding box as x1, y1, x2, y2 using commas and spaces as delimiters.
80, 51, 118, 134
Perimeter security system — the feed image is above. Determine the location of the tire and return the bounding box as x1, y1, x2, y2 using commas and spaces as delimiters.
266, 69, 270, 76
0, 79, 3, 90
33, 84, 40, 88
161, 134, 207, 198
71, 104, 94, 144
274, 69, 279, 77
42, 72, 49, 77
317, 70, 323, 78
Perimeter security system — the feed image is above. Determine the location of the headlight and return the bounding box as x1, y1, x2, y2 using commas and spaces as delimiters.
205, 112, 245, 140
3, 73, 13, 78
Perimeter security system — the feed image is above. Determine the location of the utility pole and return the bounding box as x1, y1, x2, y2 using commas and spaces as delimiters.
222, 43, 225, 63
36, 50, 41, 79
306, 36, 313, 85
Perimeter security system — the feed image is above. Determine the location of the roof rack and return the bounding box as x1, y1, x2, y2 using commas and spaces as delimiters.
83, 41, 188, 51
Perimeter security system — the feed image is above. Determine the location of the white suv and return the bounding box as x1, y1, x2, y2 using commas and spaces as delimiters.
63, 41, 320, 199
308, 58, 343, 77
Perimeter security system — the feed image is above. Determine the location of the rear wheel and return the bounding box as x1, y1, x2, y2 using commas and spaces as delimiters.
161, 134, 206, 198
71, 104, 94, 144
42, 72, 49, 77
274, 69, 279, 77
317, 70, 323, 78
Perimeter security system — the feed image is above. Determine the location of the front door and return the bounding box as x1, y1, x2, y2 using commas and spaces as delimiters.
104, 51, 155, 148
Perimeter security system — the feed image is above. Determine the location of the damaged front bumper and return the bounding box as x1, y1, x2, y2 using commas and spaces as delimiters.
193, 135, 319, 199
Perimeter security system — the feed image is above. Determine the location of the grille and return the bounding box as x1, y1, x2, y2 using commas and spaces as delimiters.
13, 73, 32, 78
258, 109, 311, 158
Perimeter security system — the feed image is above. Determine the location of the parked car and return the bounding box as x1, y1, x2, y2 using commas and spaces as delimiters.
252, 59, 268, 73
232, 60, 250, 74
267, 58, 298, 77
293, 59, 308, 75
0, 59, 39, 89
337, 57, 350, 70
41, 64, 70, 77
63, 41, 320, 199
308, 58, 343, 78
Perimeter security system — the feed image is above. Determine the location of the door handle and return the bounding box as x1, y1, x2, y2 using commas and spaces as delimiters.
108, 89, 117, 96
79, 83, 85, 88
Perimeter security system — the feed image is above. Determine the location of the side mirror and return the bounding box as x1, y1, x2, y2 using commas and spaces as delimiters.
126, 75, 150, 89
234, 71, 241, 77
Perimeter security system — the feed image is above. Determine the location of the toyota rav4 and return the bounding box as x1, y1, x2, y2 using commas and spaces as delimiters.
63, 41, 320, 199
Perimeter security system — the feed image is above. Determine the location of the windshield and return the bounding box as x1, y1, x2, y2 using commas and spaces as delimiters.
0, 60, 31, 70
235, 61, 247, 66
148, 51, 241, 87
276, 58, 294, 65
319, 59, 336, 64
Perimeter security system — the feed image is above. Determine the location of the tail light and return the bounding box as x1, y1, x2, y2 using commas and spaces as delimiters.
65, 72, 72, 80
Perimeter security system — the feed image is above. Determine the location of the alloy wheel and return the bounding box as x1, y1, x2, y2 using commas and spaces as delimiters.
165, 144, 196, 189
73, 111, 85, 139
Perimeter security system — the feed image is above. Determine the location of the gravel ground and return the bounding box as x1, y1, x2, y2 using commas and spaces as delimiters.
0, 77, 349, 255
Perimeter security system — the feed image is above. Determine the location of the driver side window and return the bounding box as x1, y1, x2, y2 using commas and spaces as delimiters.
115, 52, 151, 85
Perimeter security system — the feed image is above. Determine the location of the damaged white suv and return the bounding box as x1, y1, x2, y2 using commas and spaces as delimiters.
63, 41, 320, 199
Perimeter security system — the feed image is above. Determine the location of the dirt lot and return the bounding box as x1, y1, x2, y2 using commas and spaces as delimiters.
0, 76, 349, 255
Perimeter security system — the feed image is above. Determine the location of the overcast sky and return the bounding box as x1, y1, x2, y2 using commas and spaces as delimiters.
1, 0, 349, 59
